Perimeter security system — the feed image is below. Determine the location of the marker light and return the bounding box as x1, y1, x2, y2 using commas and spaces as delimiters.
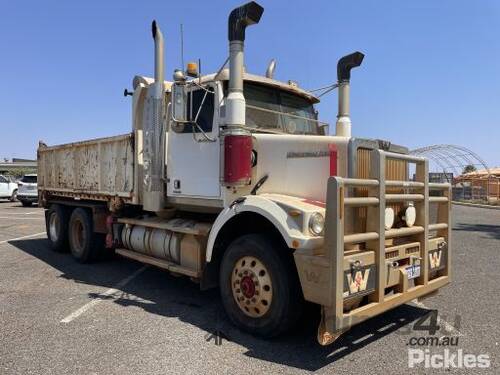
186, 62, 199, 77
403, 204, 417, 227
309, 212, 325, 236
385, 207, 395, 230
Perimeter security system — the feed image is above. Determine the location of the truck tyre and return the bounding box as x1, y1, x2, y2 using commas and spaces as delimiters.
219, 234, 303, 338
21, 200, 32, 207
46, 204, 69, 252
68, 208, 102, 263
9, 189, 17, 202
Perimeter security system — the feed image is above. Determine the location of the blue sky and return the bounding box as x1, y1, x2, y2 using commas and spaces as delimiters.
1, 0, 499, 168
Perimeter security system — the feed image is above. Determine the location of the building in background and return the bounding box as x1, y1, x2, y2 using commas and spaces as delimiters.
454, 167, 500, 202
0, 158, 37, 177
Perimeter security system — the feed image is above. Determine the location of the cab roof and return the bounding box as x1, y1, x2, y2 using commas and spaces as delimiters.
198, 69, 319, 103
133, 70, 319, 104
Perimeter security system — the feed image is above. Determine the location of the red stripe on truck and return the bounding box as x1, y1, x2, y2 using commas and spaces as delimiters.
329, 144, 337, 176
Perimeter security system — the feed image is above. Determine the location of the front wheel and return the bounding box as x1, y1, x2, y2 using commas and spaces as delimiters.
219, 234, 303, 338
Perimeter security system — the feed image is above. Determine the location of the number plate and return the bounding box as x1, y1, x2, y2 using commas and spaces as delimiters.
406, 265, 421, 280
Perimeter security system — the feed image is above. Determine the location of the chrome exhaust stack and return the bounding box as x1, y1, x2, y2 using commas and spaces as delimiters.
335, 52, 364, 137
143, 20, 166, 212
265, 59, 276, 79
152, 21, 165, 99
226, 1, 264, 129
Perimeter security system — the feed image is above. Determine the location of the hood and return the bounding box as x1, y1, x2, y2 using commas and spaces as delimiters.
253, 134, 350, 203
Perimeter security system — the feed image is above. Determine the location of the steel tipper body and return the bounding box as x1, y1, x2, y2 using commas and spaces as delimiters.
37, 1, 451, 345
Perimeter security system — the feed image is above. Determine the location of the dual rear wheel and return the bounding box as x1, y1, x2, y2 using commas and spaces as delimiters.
46, 205, 104, 262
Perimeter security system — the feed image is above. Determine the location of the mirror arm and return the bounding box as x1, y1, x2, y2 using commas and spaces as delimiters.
194, 90, 209, 123
191, 123, 217, 143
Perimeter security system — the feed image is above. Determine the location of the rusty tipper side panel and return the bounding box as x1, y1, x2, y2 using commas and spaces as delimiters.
38, 134, 135, 203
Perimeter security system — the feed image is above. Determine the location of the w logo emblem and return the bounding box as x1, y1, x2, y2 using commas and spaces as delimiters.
429, 250, 442, 269
346, 269, 371, 295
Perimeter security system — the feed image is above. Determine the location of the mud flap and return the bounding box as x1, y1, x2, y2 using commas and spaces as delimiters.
317, 306, 346, 346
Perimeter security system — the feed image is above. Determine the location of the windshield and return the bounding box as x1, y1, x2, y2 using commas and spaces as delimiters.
227, 82, 326, 135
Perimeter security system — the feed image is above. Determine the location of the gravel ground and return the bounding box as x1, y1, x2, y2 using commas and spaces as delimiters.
0, 201, 498, 374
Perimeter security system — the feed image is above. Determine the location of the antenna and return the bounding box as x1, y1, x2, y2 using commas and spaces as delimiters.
180, 23, 185, 70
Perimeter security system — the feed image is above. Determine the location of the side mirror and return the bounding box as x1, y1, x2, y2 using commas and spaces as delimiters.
171, 83, 188, 123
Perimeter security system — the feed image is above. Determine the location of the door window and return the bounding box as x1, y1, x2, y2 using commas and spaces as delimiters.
182, 87, 215, 133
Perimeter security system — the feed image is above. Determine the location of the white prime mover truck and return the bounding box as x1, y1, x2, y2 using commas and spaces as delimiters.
38, 2, 451, 345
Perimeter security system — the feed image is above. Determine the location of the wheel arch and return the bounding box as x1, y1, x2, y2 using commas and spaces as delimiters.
207, 197, 302, 263
201, 196, 302, 289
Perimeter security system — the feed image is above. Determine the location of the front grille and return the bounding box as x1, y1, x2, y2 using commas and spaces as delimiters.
353, 147, 408, 233
385, 250, 399, 259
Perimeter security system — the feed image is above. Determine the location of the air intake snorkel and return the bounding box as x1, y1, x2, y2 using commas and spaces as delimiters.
226, 1, 264, 128
335, 51, 364, 137
223, 2, 264, 188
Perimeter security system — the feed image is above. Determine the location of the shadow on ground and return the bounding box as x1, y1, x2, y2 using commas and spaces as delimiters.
453, 223, 500, 240
10, 237, 431, 371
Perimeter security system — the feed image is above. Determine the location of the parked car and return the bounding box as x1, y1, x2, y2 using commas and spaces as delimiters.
0, 174, 18, 201
17, 174, 38, 207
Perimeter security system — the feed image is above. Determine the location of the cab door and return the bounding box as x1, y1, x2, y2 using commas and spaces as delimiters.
167, 83, 221, 199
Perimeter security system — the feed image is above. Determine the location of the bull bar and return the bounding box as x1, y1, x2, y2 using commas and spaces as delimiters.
293, 149, 451, 345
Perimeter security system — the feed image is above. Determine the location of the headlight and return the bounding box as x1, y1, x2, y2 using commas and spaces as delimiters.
403, 204, 416, 227
309, 212, 325, 236
384, 207, 395, 230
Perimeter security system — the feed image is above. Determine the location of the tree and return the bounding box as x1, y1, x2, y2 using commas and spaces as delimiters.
462, 164, 477, 174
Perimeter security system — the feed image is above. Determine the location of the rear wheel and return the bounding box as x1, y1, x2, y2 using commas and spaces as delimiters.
68, 208, 103, 263
219, 234, 303, 338
46, 204, 69, 252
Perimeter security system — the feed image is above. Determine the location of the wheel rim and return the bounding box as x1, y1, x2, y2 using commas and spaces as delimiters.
71, 218, 86, 255
231, 256, 273, 318
49, 212, 60, 242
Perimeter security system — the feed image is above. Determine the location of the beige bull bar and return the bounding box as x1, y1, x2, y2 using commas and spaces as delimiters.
293, 149, 451, 345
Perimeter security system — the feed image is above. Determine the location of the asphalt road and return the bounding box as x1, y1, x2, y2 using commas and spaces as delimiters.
0, 201, 498, 374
